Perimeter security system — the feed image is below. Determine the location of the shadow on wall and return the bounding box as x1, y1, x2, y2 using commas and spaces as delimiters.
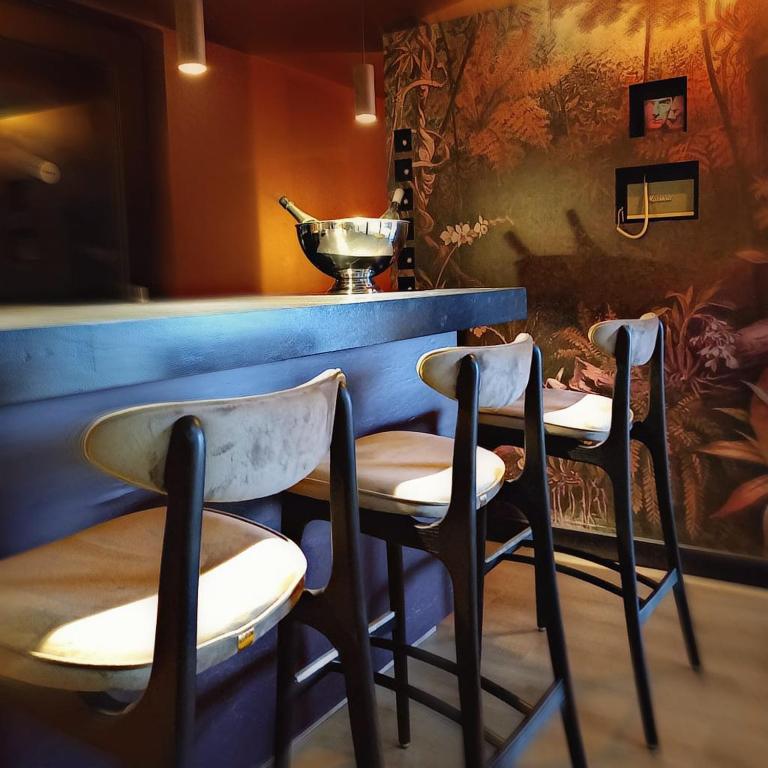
506, 210, 688, 316
384, 0, 768, 558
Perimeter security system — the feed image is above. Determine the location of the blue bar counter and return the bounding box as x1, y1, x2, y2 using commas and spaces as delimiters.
0, 287, 526, 767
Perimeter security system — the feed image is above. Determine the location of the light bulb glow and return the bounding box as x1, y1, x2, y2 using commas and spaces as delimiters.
176, 0, 207, 77
353, 63, 376, 125
178, 61, 207, 76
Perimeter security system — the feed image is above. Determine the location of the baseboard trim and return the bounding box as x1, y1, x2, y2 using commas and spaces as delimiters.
552, 527, 768, 589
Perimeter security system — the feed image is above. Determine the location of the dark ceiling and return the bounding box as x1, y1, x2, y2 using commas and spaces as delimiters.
69, 0, 479, 53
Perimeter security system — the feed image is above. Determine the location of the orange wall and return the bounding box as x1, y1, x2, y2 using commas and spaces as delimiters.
163, 34, 257, 295
250, 54, 387, 294
163, 35, 387, 296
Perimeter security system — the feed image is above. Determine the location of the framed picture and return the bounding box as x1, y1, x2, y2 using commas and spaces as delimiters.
629, 77, 688, 137
626, 177, 695, 219
615, 161, 699, 223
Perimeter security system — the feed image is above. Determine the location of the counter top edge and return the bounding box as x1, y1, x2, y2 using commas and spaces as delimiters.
0, 287, 527, 405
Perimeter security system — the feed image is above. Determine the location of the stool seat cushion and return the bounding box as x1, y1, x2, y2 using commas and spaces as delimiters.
479, 389, 629, 442
292, 431, 506, 518
0, 507, 306, 692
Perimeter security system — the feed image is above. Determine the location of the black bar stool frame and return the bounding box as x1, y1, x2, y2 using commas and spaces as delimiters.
274, 384, 382, 768
0, 416, 211, 768
281, 347, 587, 768
0, 383, 381, 768
478, 322, 701, 750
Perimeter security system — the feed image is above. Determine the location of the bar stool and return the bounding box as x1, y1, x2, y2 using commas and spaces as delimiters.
285, 337, 587, 768
0, 370, 381, 768
477, 314, 701, 749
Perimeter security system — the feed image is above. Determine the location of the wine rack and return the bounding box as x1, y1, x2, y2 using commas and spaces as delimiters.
392, 128, 416, 291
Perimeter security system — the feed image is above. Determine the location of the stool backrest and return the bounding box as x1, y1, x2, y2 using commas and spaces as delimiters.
417, 333, 533, 409
588, 313, 659, 366
83, 369, 343, 502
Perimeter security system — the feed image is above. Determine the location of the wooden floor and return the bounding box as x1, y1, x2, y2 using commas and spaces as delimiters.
290, 551, 768, 767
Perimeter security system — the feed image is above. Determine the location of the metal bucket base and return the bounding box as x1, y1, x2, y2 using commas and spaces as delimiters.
328, 268, 380, 295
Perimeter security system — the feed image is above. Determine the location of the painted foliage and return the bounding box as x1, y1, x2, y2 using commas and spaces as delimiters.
384, 0, 768, 556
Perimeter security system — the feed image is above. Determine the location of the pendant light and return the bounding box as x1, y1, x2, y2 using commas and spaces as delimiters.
353, 0, 376, 124
176, 0, 207, 76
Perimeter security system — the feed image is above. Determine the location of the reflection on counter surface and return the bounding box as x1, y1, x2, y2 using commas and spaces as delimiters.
0, 2, 766, 768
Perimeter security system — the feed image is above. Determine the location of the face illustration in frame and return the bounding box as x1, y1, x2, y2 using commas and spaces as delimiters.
644, 95, 685, 132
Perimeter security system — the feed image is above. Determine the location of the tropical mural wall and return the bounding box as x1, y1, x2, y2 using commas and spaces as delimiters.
384, 0, 768, 557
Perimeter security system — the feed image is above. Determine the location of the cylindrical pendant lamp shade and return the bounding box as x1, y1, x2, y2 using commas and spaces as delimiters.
176, 0, 207, 75
353, 63, 377, 124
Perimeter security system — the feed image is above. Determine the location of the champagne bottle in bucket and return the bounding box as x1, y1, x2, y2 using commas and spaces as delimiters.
277, 192, 408, 295
380, 188, 404, 220
278, 196, 317, 224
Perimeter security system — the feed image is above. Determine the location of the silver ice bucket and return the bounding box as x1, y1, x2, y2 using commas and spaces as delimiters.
296, 217, 409, 294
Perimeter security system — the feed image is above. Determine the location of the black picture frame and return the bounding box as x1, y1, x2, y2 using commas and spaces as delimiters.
615, 161, 700, 223
629, 77, 687, 138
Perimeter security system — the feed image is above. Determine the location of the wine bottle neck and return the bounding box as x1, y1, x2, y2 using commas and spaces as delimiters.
278, 196, 316, 224
380, 188, 405, 219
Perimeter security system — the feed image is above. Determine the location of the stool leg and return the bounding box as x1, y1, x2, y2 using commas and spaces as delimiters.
386, 542, 411, 748
531, 497, 552, 631
275, 502, 310, 768
534, 514, 587, 768
499, 481, 547, 630
519, 439, 587, 768
610, 464, 659, 749
446, 545, 484, 768
335, 629, 383, 768
274, 617, 298, 768
476, 505, 488, 652
291, 558, 383, 766
648, 437, 701, 670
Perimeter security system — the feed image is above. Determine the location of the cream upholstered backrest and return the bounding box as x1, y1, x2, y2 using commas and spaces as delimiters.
588, 313, 659, 367
83, 370, 343, 502
417, 333, 534, 409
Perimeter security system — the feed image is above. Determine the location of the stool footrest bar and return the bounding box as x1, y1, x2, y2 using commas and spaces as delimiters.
294, 610, 396, 689
368, 610, 397, 636
485, 528, 533, 573
373, 672, 506, 749
639, 569, 678, 624
506, 553, 626, 597
371, 637, 534, 716
553, 544, 659, 589
488, 680, 565, 768
375, 666, 567, 765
